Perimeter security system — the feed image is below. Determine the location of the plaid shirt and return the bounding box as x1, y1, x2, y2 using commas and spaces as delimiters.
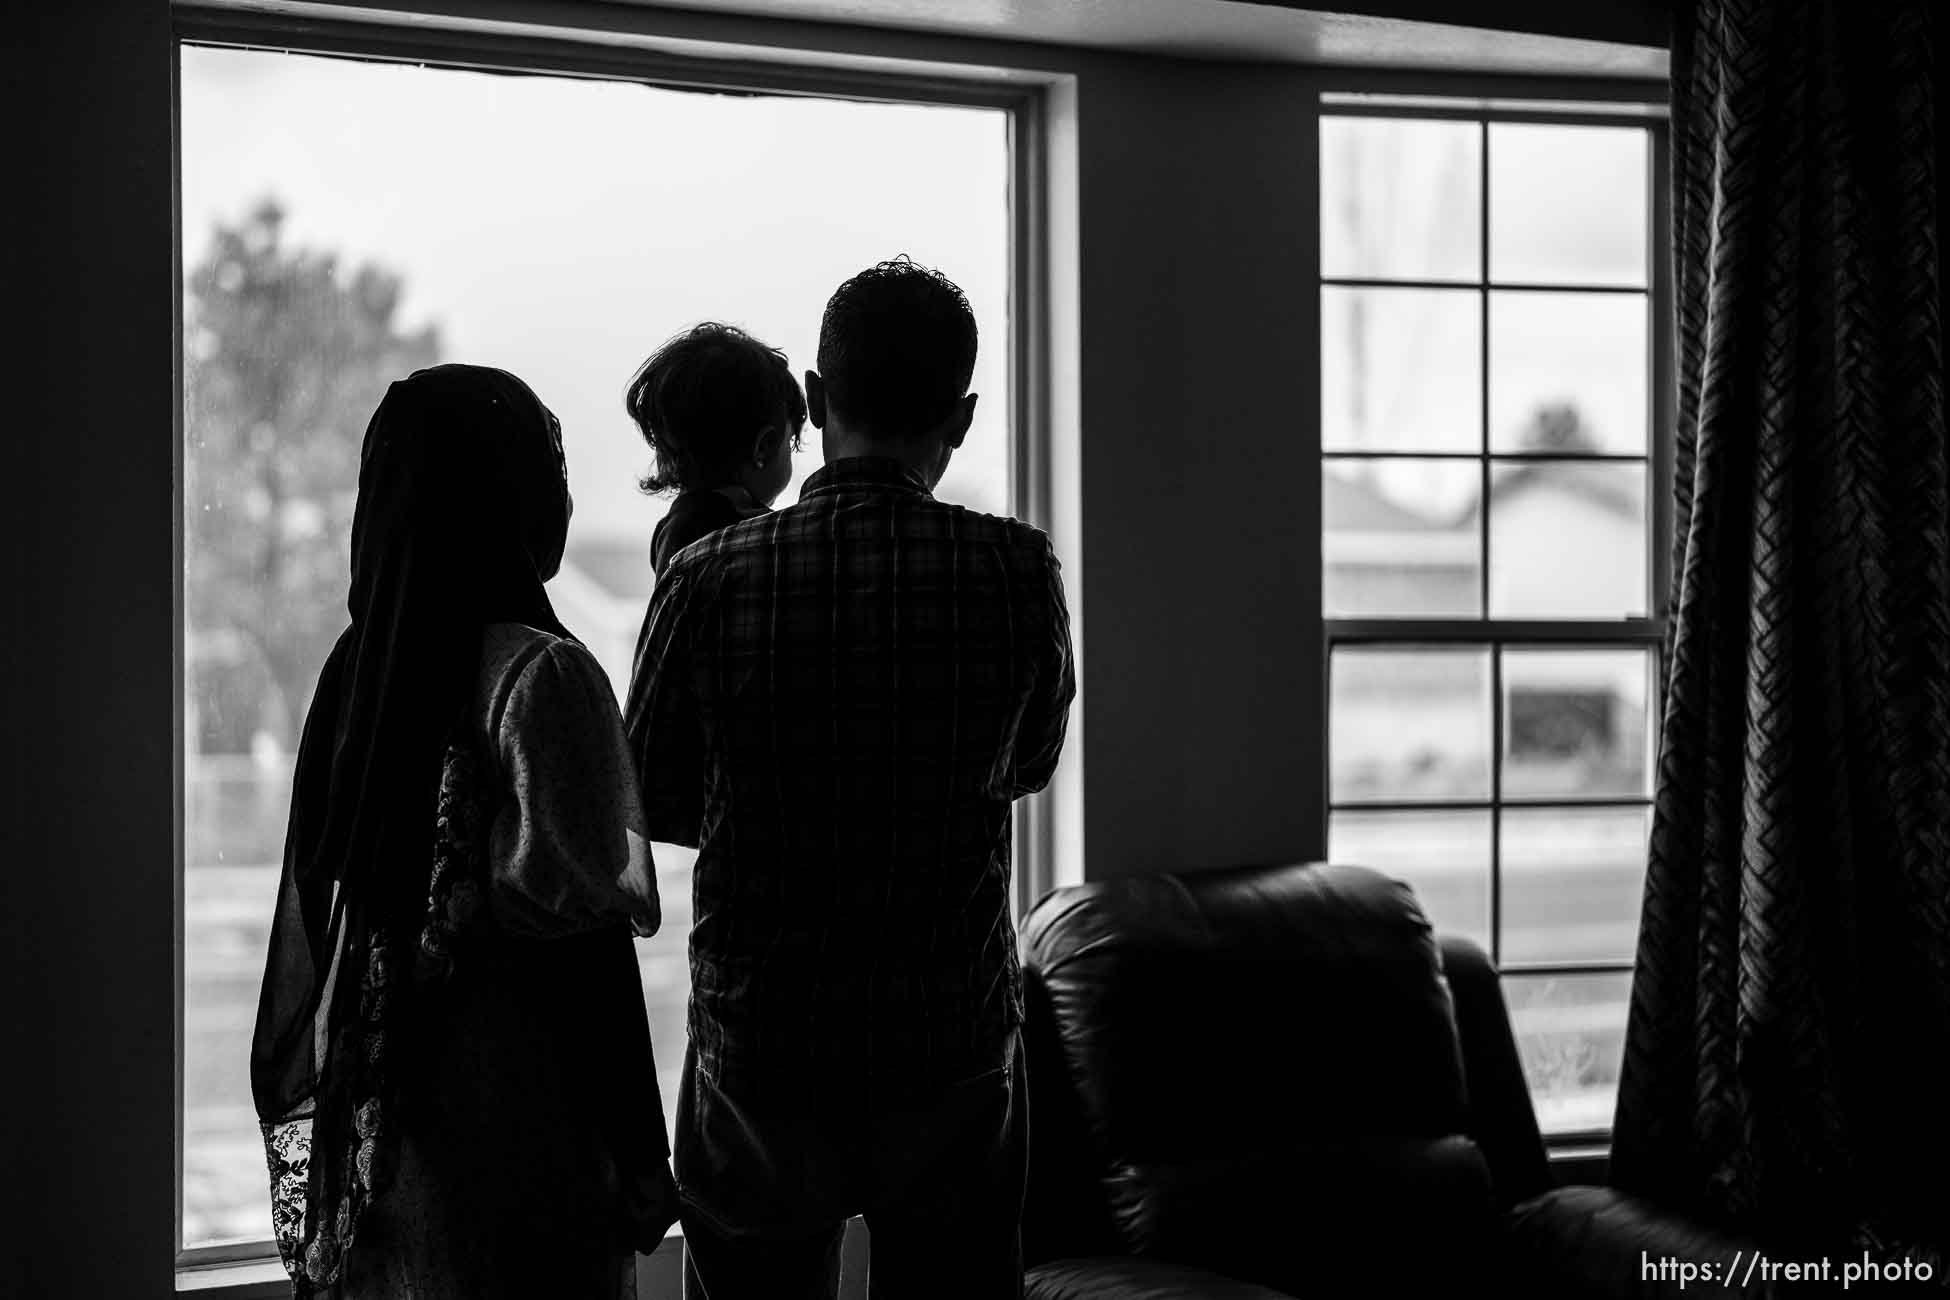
624, 457, 1075, 1097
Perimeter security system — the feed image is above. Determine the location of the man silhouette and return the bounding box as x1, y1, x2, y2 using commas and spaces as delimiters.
625, 257, 1075, 1299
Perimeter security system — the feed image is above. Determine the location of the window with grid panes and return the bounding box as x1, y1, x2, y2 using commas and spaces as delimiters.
1319, 96, 1667, 1137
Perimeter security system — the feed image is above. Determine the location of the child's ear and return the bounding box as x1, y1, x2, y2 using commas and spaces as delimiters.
751, 423, 782, 467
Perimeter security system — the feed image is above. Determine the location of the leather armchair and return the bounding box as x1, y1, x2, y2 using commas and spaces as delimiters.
1016, 861, 1751, 1298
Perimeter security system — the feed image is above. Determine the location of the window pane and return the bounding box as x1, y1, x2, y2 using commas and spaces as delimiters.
1501, 648, 1654, 799
1330, 646, 1492, 802
1320, 116, 1481, 282
1324, 457, 1481, 618
180, 44, 1009, 1250
1489, 460, 1647, 618
1503, 971, 1633, 1134
183, 780, 288, 1246
1490, 124, 1648, 287
1500, 806, 1650, 965
1322, 287, 1481, 453
1329, 809, 1491, 949
1489, 291, 1648, 454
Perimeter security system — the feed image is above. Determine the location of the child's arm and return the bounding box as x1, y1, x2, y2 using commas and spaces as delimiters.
623, 565, 710, 847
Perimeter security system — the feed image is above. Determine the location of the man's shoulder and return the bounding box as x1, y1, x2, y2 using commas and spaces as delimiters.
779, 491, 1055, 555
941, 504, 1060, 572
946, 500, 1046, 542
665, 497, 1060, 594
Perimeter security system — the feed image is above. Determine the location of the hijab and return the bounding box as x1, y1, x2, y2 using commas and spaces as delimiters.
251, 364, 573, 1289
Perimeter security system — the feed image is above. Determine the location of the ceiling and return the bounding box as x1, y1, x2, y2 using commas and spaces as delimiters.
600, 0, 1670, 78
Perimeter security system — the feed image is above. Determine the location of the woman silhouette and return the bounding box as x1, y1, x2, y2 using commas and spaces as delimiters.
252, 364, 679, 1298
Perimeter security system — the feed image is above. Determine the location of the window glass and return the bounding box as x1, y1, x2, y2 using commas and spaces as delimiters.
1320, 116, 1481, 282
180, 44, 1009, 1248
1321, 287, 1480, 453
1489, 290, 1648, 454
1330, 646, 1492, 802
1488, 460, 1648, 619
1490, 123, 1647, 287
1503, 971, 1635, 1133
1323, 457, 1482, 618
1321, 110, 1657, 1137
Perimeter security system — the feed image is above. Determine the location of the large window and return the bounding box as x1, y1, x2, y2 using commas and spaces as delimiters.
1319, 95, 1667, 1136
179, 39, 1013, 1252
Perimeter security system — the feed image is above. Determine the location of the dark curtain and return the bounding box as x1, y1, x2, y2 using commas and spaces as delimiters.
1612, 0, 1950, 1270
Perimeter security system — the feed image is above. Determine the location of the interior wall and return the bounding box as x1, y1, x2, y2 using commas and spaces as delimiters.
1066, 57, 1326, 878
15, 1, 180, 1296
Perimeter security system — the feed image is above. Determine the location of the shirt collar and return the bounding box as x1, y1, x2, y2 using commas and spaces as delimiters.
800, 456, 934, 500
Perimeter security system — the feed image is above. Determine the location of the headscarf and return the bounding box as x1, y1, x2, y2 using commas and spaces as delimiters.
251, 364, 574, 1290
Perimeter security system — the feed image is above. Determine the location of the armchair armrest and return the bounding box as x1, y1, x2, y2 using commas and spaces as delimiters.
1027, 1257, 1297, 1300
1508, 1186, 1766, 1298
1439, 935, 1552, 1204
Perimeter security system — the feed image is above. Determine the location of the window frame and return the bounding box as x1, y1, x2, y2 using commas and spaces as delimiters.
170, 7, 1054, 1274
1311, 75, 1673, 1148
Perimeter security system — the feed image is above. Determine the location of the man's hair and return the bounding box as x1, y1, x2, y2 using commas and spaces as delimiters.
625, 322, 806, 494
816, 257, 977, 440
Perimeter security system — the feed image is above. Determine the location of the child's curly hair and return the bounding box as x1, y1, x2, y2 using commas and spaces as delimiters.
624, 322, 806, 494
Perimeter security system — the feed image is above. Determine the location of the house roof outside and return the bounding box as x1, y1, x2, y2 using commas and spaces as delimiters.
1324, 469, 1459, 533
1470, 460, 1643, 522
1329, 458, 1640, 534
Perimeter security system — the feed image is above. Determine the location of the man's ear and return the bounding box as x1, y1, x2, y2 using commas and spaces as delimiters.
805, 372, 827, 430
944, 392, 977, 449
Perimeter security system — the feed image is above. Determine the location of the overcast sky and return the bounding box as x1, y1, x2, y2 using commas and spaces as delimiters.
181, 47, 1650, 541
179, 45, 1012, 546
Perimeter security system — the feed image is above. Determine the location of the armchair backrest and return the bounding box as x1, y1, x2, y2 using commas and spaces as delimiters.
1018, 861, 1551, 1282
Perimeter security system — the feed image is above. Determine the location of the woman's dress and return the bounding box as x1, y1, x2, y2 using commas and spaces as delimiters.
340, 623, 672, 1299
